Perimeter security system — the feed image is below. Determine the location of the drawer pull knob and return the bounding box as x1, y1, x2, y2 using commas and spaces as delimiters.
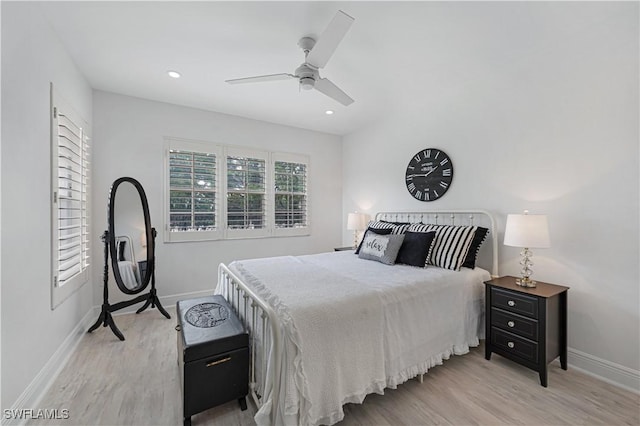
507, 321, 515, 328
507, 342, 515, 349
508, 300, 516, 307
206, 356, 231, 367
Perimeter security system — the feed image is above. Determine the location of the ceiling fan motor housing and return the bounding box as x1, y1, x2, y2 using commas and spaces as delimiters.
295, 64, 317, 90
299, 77, 315, 90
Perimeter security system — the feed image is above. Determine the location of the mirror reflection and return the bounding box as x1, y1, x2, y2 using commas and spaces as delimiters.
112, 181, 147, 291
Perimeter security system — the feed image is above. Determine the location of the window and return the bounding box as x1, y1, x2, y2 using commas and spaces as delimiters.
273, 153, 308, 237
169, 152, 217, 230
164, 138, 309, 241
165, 139, 222, 242
51, 85, 91, 309
225, 147, 269, 239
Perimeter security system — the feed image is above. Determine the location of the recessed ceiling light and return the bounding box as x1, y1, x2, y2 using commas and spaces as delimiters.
325, 110, 334, 115
167, 70, 181, 79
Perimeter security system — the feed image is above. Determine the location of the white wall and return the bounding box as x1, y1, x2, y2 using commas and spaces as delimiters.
342, 2, 639, 388
1, 2, 94, 409
92, 91, 342, 306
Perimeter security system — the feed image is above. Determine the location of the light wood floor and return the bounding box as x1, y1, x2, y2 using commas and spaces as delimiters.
30, 307, 639, 426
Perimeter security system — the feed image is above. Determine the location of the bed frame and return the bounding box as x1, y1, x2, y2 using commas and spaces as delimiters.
217, 210, 498, 423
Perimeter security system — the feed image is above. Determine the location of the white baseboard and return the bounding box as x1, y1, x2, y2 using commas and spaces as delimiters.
568, 347, 640, 394
2, 308, 97, 426
110, 289, 214, 316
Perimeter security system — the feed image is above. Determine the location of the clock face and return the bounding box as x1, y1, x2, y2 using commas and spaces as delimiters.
405, 148, 454, 201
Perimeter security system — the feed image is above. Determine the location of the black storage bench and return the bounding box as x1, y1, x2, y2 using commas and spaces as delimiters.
176, 295, 249, 426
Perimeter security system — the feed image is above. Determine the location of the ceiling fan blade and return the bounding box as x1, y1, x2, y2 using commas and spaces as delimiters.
314, 78, 354, 106
225, 73, 295, 84
306, 10, 354, 69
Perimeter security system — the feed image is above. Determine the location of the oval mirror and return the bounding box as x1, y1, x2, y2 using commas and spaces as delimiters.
108, 177, 154, 295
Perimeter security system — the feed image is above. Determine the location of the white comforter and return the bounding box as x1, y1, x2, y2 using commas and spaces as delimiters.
117, 260, 139, 290
226, 251, 489, 426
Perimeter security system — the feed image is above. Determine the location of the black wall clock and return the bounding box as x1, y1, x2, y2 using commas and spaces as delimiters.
405, 148, 454, 201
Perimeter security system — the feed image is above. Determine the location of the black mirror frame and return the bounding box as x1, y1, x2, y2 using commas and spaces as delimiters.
108, 177, 154, 295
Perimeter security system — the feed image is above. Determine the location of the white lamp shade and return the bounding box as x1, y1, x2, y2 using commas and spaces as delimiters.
504, 214, 550, 248
347, 212, 367, 231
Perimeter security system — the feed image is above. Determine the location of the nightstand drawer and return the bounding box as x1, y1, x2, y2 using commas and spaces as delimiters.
491, 327, 538, 363
491, 288, 538, 319
491, 308, 539, 341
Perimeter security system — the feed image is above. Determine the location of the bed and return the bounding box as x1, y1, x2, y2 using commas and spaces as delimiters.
216, 210, 498, 426
115, 235, 141, 290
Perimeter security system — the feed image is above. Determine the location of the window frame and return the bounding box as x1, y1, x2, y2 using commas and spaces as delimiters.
51, 85, 91, 309
163, 138, 310, 242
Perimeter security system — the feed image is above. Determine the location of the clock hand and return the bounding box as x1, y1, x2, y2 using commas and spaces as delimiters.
406, 173, 428, 178
424, 166, 438, 177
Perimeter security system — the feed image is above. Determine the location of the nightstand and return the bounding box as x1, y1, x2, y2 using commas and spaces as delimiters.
484, 276, 569, 387
334, 246, 355, 251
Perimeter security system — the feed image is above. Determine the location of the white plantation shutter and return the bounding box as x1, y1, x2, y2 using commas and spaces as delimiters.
51, 85, 91, 309
273, 152, 310, 237
165, 139, 222, 242
225, 147, 269, 239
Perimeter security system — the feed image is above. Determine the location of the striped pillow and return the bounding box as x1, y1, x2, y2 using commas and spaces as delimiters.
408, 223, 478, 271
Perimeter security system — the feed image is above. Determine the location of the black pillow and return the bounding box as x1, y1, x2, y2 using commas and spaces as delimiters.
396, 231, 436, 267
461, 227, 489, 269
355, 227, 393, 254
118, 240, 126, 261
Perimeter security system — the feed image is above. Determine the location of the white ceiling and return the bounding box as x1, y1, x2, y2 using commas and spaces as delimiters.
36, 1, 609, 136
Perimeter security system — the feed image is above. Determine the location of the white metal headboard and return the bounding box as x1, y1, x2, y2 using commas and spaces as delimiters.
374, 210, 498, 277
115, 235, 136, 263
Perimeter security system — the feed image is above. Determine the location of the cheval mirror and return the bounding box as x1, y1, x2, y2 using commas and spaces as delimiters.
88, 177, 170, 340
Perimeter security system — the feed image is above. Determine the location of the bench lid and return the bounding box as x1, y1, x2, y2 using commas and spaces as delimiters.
177, 295, 248, 362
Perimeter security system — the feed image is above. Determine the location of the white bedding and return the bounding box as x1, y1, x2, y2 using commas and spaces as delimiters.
117, 260, 139, 290
226, 250, 489, 426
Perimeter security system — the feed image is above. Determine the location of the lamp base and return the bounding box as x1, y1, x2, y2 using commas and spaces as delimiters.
516, 277, 537, 288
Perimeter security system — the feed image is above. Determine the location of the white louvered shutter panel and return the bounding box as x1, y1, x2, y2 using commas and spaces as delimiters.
51, 87, 91, 308
273, 152, 310, 237
225, 147, 270, 239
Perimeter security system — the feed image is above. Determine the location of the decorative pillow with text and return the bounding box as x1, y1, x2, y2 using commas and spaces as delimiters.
358, 233, 405, 265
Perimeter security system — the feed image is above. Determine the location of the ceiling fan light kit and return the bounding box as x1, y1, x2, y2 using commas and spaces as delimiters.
225, 10, 355, 106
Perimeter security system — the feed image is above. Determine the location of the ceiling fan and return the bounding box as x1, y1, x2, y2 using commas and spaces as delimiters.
225, 10, 355, 106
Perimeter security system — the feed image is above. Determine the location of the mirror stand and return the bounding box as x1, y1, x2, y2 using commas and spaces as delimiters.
88, 229, 171, 341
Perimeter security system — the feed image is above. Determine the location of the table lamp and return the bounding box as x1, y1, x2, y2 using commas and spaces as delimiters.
504, 211, 550, 288
347, 212, 367, 248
